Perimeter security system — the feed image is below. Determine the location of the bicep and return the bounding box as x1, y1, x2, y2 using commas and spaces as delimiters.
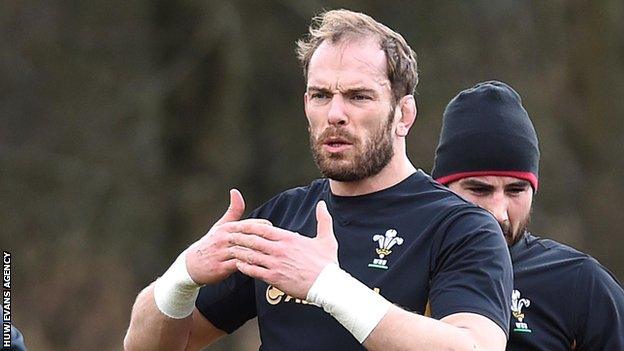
184, 308, 227, 351
441, 312, 507, 351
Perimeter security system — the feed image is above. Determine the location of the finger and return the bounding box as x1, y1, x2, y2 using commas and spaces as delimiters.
205, 219, 274, 259
220, 218, 273, 233
236, 260, 272, 281
229, 232, 276, 254
220, 259, 238, 272
315, 200, 335, 241
238, 218, 273, 227
233, 221, 291, 241
215, 189, 245, 226
210, 244, 240, 263
230, 247, 271, 268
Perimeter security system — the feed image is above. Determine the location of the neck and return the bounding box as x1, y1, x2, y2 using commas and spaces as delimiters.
329, 153, 416, 196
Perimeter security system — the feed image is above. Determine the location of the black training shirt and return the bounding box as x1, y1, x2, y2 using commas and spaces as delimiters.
197, 171, 513, 350
507, 233, 624, 350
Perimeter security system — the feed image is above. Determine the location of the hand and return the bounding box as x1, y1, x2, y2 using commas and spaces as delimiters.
185, 189, 272, 285
230, 201, 338, 299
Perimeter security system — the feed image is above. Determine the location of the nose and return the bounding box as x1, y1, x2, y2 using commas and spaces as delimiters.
327, 94, 348, 126
487, 194, 510, 225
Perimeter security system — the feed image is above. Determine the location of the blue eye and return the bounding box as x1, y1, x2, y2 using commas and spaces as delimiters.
310, 92, 330, 100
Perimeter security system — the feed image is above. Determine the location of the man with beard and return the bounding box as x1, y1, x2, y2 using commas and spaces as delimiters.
432, 80, 624, 350
125, 10, 512, 351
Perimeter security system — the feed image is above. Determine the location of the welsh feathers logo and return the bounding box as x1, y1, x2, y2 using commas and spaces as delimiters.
511, 289, 532, 333
368, 229, 403, 270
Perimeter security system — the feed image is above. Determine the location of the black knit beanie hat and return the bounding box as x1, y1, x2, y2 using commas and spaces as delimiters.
432, 80, 540, 191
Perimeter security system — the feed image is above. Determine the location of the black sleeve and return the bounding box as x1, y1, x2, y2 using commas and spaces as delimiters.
574, 258, 624, 350
429, 209, 513, 337
195, 271, 257, 334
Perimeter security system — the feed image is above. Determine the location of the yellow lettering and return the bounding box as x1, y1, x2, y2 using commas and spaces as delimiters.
266, 286, 285, 305
266, 285, 381, 307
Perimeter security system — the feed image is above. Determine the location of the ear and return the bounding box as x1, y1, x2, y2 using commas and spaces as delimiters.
395, 95, 417, 137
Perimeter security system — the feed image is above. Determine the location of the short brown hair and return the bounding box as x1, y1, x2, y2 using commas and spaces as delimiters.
296, 9, 418, 103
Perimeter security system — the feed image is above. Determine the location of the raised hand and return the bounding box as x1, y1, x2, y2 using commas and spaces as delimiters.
230, 201, 339, 299
186, 189, 272, 285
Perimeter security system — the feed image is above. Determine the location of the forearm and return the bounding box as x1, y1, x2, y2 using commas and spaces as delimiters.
124, 284, 192, 351
124, 190, 251, 350
364, 307, 499, 351
307, 264, 506, 351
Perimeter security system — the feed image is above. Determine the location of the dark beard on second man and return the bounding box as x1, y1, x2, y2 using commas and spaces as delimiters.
503, 213, 531, 246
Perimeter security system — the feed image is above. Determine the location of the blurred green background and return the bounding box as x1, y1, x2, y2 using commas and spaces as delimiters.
2, 0, 623, 349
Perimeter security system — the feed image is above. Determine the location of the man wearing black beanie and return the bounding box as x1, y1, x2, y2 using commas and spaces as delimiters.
433, 80, 624, 350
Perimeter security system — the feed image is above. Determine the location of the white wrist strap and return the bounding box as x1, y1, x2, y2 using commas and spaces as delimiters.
307, 263, 392, 343
153, 251, 202, 319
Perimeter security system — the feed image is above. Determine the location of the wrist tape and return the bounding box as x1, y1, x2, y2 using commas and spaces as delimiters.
307, 263, 392, 343
153, 251, 203, 319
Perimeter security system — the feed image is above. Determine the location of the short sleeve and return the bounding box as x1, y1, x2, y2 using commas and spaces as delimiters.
573, 259, 624, 350
195, 271, 257, 334
429, 209, 513, 336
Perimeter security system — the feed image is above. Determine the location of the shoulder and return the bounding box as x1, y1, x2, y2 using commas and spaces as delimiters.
407, 174, 505, 254
518, 234, 623, 292
527, 235, 585, 255
413, 170, 497, 223
517, 234, 595, 268
415, 170, 478, 205
576, 254, 624, 292
556, 242, 624, 347
249, 178, 328, 221
268, 178, 327, 202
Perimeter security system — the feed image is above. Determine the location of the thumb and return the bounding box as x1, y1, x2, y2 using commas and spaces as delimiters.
215, 189, 245, 225
315, 201, 335, 242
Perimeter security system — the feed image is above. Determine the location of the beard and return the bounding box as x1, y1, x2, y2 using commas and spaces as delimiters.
309, 109, 395, 182
501, 212, 531, 246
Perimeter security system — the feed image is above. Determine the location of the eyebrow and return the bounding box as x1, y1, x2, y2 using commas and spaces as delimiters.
505, 180, 531, 188
460, 179, 531, 188
307, 85, 378, 95
460, 179, 494, 188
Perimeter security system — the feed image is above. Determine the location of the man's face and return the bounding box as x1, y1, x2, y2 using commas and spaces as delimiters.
304, 38, 398, 182
448, 176, 533, 245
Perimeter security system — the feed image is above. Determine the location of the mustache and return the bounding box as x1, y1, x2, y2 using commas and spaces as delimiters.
499, 220, 512, 239
316, 127, 357, 144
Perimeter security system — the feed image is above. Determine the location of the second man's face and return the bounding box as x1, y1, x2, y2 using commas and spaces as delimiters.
304, 38, 398, 182
448, 176, 533, 246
